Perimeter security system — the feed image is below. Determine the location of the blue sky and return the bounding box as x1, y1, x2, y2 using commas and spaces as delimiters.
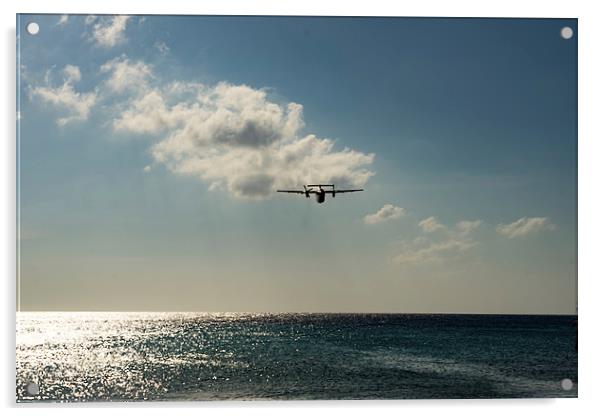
18, 15, 577, 313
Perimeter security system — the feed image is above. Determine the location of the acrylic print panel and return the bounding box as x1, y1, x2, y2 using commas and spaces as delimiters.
16, 14, 577, 401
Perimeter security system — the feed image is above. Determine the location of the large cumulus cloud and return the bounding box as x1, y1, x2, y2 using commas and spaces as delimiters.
30, 56, 375, 199
110, 72, 375, 199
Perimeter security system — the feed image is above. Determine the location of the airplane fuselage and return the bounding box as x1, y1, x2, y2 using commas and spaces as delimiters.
315, 190, 326, 203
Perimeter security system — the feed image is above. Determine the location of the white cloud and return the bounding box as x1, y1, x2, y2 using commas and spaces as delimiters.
364, 204, 405, 225
110, 71, 374, 199
91, 16, 130, 48
496, 217, 554, 239
31, 65, 97, 126
456, 220, 482, 236
31, 57, 374, 197
393, 237, 477, 266
100, 56, 153, 93
84, 15, 97, 25
418, 216, 445, 233
143, 165, 152, 172
63, 65, 81, 83
56, 15, 69, 27
154, 41, 170, 55
152, 128, 374, 199
393, 217, 481, 266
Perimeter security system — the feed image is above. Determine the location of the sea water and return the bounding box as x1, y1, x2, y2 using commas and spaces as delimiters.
16, 312, 577, 401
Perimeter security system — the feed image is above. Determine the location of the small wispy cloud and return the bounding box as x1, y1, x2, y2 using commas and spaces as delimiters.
56, 15, 69, 27
364, 204, 405, 225
100, 56, 153, 93
63, 64, 81, 83
456, 220, 482, 237
154, 41, 170, 55
30, 65, 97, 126
84, 15, 97, 25
90, 16, 131, 48
496, 217, 554, 239
418, 216, 445, 233
393, 237, 477, 266
393, 217, 481, 266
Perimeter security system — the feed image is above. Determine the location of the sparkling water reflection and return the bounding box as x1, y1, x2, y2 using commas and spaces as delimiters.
16, 312, 577, 401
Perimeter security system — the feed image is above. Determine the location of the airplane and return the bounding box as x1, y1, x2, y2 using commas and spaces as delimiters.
277, 184, 363, 204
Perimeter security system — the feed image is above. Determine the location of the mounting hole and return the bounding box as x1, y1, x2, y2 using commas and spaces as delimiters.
560, 26, 573, 40
26, 382, 40, 395
26, 22, 40, 35
561, 378, 573, 391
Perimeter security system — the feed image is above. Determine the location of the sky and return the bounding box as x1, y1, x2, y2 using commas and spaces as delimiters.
17, 15, 577, 314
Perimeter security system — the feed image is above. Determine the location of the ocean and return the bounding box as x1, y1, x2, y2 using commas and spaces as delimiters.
16, 312, 577, 401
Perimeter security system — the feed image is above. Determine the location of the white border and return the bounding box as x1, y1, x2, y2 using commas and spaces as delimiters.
2, 1, 601, 415
2, 0, 588, 18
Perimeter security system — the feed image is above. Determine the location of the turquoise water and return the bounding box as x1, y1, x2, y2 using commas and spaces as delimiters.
16, 312, 577, 401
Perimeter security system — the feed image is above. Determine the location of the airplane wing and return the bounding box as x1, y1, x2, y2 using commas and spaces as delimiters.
332, 189, 363, 193
277, 190, 306, 194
